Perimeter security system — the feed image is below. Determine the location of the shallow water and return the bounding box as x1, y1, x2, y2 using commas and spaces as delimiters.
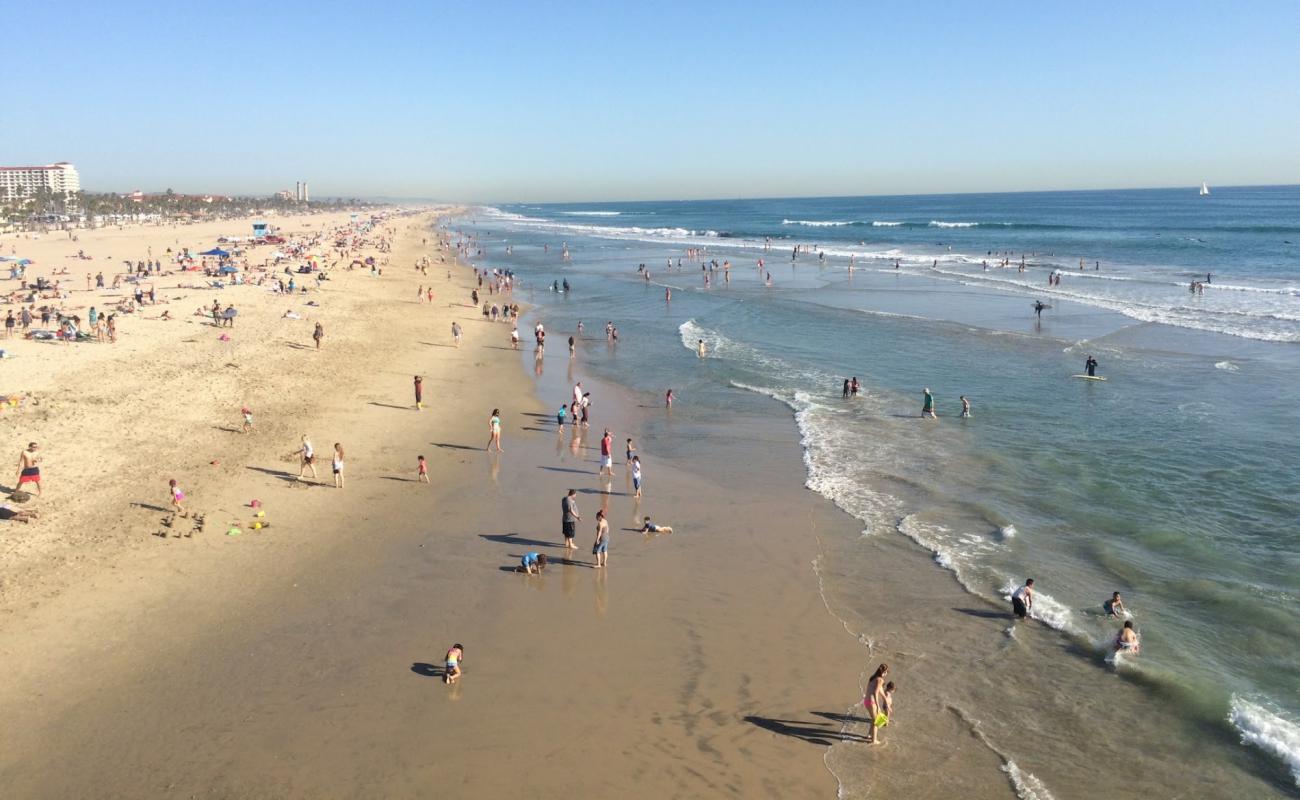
454, 188, 1300, 795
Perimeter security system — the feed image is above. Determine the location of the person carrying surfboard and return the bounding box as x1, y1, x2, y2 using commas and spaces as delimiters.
1085, 355, 1098, 377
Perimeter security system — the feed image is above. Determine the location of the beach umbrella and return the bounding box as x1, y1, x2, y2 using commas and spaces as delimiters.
218, 265, 240, 274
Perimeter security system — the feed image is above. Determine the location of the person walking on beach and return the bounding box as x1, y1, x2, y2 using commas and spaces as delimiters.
922, 388, 937, 419
332, 443, 345, 489
485, 409, 504, 452
168, 478, 187, 518
599, 429, 615, 477
1012, 578, 1034, 620
15, 442, 42, 496
593, 509, 609, 568
312, 322, 324, 350
452, 321, 462, 348
241, 405, 255, 433
444, 643, 464, 684
851, 377, 859, 397
417, 455, 430, 483
843, 379, 851, 399
413, 375, 424, 410
631, 455, 643, 498
863, 663, 890, 744
562, 489, 580, 551
293, 435, 318, 480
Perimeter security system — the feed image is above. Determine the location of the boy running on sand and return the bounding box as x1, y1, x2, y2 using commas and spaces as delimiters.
417, 455, 430, 483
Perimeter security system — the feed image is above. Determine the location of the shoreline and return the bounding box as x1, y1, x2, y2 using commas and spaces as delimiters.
1, 211, 880, 797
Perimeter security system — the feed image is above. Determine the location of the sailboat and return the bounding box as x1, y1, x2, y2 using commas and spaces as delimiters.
1200, 181, 1210, 196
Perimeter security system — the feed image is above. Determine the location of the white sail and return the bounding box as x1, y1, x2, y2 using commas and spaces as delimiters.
1200, 181, 1210, 196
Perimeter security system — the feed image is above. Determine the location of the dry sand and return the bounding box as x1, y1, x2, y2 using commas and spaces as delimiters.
0, 212, 914, 797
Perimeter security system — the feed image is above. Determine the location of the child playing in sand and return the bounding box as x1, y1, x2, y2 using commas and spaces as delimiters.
444, 643, 464, 684
519, 552, 548, 575
556, 404, 567, 427
874, 682, 897, 744
169, 479, 187, 517
241, 406, 254, 434
418, 455, 429, 483
639, 516, 673, 534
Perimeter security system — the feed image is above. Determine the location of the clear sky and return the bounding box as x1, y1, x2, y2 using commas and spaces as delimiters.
4, 1, 1298, 202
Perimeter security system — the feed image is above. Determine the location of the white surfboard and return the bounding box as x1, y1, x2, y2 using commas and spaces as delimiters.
1071, 374, 1107, 381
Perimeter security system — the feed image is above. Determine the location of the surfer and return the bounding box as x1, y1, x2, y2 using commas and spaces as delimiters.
1085, 356, 1098, 377
1114, 620, 1140, 654
1034, 300, 1047, 318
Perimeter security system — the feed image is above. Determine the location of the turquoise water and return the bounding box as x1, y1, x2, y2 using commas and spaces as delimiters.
455, 187, 1300, 792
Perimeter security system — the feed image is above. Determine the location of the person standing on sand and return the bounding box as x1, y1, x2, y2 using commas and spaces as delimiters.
922, 388, 937, 419
631, 455, 643, 498
413, 375, 424, 410
15, 442, 41, 496
418, 455, 430, 484
293, 435, 318, 480
485, 409, 504, 452
1012, 578, 1034, 620
332, 443, 345, 489
562, 489, 581, 551
168, 478, 187, 518
593, 509, 609, 568
863, 664, 889, 744
312, 322, 324, 350
599, 429, 614, 477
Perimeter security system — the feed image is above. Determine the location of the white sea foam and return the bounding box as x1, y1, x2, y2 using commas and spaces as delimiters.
782, 219, 854, 227
559, 210, 621, 217
1002, 761, 1058, 800
1215, 360, 1240, 371
1229, 696, 1300, 787
930, 220, 979, 228
871, 220, 904, 227
998, 524, 1017, 540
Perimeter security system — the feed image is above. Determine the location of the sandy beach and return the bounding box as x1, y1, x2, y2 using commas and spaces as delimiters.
0, 212, 892, 798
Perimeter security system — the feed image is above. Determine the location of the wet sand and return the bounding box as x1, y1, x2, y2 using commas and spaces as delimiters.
0, 216, 891, 798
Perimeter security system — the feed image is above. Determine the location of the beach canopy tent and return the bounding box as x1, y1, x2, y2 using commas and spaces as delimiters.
199, 247, 230, 258
218, 265, 240, 274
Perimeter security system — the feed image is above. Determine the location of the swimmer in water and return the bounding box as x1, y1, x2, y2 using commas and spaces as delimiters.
1114, 620, 1140, 654
1104, 591, 1127, 618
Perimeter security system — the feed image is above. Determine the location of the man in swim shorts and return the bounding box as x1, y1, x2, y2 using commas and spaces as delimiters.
599, 429, 614, 477
16, 442, 41, 496
562, 489, 580, 551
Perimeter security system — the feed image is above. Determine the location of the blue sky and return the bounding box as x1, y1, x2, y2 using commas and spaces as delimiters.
4, 1, 1298, 201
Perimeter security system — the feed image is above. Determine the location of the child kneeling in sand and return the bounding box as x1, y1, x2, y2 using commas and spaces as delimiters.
639, 516, 673, 535
519, 552, 548, 574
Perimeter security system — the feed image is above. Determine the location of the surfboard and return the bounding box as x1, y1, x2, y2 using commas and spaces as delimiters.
1071, 374, 1107, 381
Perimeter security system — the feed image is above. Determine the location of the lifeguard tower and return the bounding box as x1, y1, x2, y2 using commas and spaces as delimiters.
253, 221, 269, 239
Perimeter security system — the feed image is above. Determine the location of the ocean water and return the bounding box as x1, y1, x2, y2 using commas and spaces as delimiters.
451, 186, 1300, 794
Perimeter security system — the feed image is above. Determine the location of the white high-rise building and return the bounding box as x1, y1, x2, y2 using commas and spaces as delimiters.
301, 182, 309, 202
0, 162, 81, 199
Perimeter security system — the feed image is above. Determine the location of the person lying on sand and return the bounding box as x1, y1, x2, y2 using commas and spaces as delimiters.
0, 503, 39, 523
639, 516, 672, 534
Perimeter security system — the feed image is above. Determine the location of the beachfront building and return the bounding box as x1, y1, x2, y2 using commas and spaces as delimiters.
0, 162, 81, 200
